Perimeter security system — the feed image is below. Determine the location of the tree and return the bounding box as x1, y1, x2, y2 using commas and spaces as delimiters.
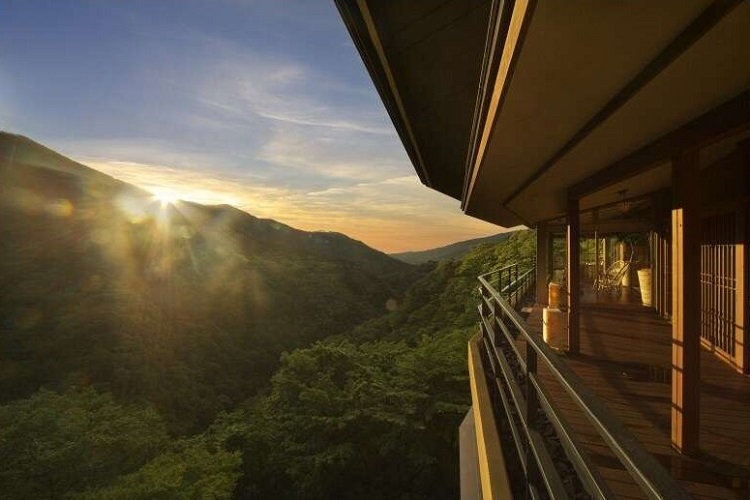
75, 437, 241, 500
226, 334, 473, 499
0, 388, 168, 499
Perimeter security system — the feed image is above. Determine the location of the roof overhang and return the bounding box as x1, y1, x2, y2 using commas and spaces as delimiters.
338, 0, 750, 227
335, 0, 491, 200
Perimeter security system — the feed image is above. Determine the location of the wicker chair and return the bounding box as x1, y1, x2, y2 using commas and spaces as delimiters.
596, 259, 631, 295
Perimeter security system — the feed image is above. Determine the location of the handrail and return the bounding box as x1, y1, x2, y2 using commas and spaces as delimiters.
482, 262, 534, 307
476, 268, 692, 500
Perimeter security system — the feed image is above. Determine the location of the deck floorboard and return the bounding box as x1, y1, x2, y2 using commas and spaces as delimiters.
521, 285, 750, 499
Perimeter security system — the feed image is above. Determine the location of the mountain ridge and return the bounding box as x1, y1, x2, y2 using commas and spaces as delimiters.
0, 132, 398, 261
390, 231, 516, 264
0, 131, 425, 432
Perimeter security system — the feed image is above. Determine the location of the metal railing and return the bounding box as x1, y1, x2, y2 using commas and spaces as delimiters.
476, 265, 691, 499
483, 263, 534, 309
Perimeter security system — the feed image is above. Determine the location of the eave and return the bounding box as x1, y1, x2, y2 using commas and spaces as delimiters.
335, 0, 491, 200
339, 0, 750, 228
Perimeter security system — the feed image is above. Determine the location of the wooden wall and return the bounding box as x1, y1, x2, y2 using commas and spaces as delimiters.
650, 141, 748, 374
696, 142, 749, 374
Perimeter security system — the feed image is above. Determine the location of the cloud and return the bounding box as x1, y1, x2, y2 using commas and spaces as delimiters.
77, 157, 501, 253
43, 21, 503, 254
81, 157, 287, 215
299, 175, 501, 239
165, 39, 404, 171
256, 125, 407, 183
178, 43, 393, 136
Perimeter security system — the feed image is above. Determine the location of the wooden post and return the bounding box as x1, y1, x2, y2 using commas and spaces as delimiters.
738, 139, 750, 374
536, 222, 549, 306
568, 197, 581, 355
593, 209, 600, 289
671, 149, 701, 455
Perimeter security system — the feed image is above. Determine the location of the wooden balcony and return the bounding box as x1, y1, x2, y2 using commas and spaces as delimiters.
522, 285, 750, 499
469, 267, 750, 499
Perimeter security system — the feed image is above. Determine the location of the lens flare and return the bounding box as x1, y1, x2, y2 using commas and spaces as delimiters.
149, 186, 182, 207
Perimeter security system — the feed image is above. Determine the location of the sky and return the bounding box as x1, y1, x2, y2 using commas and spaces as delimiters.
0, 0, 503, 253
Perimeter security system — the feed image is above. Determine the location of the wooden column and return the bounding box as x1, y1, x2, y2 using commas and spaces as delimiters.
594, 231, 599, 285
567, 197, 580, 355
739, 139, 750, 374
593, 210, 600, 288
671, 149, 701, 455
536, 222, 549, 306
737, 203, 747, 374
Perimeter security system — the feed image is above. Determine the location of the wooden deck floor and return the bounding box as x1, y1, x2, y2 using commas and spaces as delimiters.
523, 286, 750, 499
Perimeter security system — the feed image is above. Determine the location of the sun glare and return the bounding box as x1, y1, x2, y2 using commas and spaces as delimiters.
149, 187, 182, 207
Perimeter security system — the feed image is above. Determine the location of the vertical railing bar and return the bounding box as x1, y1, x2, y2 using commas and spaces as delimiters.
525, 325, 541, 497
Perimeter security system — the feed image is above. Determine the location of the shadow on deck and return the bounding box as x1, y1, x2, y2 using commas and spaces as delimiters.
524, 285, 750, 499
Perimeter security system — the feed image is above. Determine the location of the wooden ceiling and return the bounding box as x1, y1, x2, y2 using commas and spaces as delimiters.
337, 0, 750, 227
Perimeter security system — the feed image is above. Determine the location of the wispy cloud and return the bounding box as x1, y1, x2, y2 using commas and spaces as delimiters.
200, 49, 390, 131
79, 157, 501, 253
81, 157, 288, 216
59, 39, 503, 253
15, 2, 504, 254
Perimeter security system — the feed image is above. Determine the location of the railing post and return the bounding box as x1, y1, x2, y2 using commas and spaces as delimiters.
537, 222, 549, 306
567, 196, 581, 355
526, 336, 540, 497
497, 294, 505, 324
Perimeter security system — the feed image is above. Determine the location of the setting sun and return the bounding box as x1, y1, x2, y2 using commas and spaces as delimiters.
149, 186, 182, 206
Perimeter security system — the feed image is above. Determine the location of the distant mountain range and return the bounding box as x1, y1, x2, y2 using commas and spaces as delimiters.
0, 132, 424, 431
391, 231, 515, 264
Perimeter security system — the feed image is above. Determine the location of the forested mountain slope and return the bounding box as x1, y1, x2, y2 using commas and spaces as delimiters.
0, 131, 536, 499
0, 132, 422, 432
219, 230, 536, 499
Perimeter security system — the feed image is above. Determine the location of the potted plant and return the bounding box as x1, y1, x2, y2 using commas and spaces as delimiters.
617, 233, 652, 306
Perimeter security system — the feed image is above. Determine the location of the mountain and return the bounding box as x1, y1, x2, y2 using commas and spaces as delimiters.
219, 228, 537, 499
0, 130, 539, 499
390, 231, 515, 264
0, 132, 424, 432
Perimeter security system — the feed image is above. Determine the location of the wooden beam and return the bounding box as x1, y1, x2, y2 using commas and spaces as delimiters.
464, 0, 537, 209
462, 0, 514, 202
567, 197, 580, 355
536, 221, 549, 306
671, 149, 701, 456
570, 90, 750, 200
546, 219, 654, 237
